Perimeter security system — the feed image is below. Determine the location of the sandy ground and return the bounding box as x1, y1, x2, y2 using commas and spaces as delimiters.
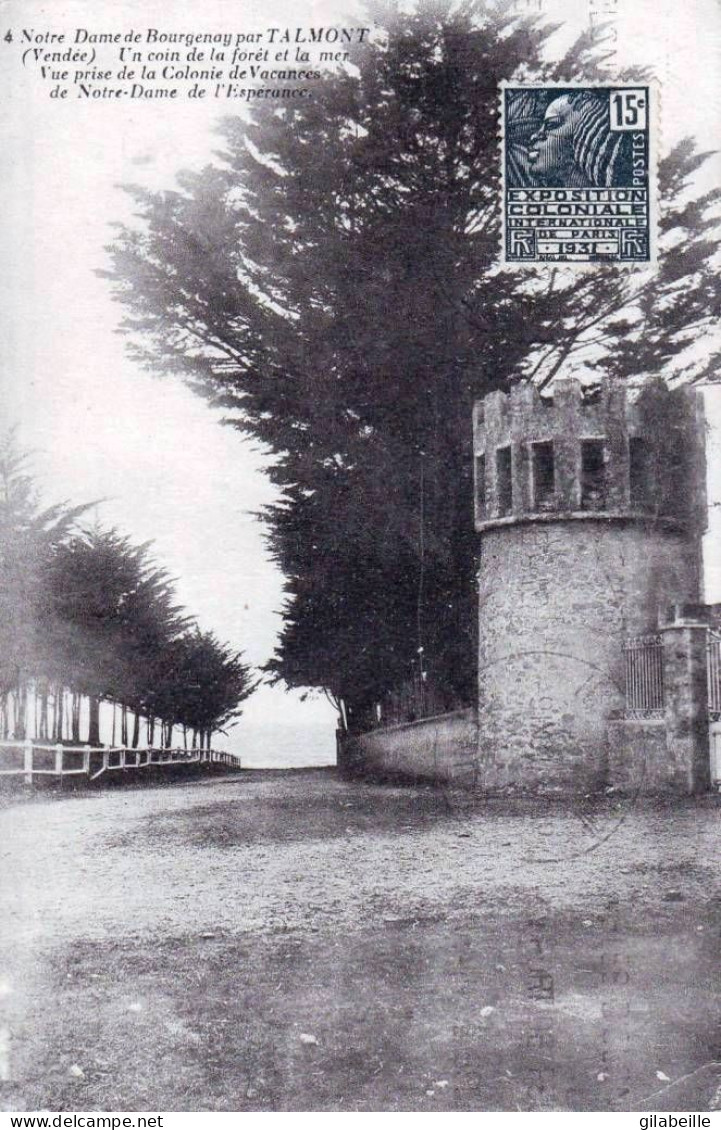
1, 769, 721, 1111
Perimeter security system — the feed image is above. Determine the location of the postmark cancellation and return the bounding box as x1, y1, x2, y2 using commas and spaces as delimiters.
501, 84, 654, 266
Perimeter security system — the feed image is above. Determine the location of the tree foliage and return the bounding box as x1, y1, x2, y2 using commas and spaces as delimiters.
103, 0, 721, 719
0, 432, 89, 701
0, 433, 255, 743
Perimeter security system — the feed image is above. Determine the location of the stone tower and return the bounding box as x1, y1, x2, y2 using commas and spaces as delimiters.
472, 377, 705, 793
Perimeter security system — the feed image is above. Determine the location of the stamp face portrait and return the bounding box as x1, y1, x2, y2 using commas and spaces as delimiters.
502, 85, 653, 265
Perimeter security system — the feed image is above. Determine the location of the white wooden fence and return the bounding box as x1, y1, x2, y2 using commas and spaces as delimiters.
0, 740, 241, 784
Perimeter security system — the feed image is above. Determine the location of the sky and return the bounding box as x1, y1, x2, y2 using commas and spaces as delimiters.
2, 0, 721, 765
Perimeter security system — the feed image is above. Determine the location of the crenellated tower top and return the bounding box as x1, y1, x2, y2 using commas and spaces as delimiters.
472, 376, 706, 533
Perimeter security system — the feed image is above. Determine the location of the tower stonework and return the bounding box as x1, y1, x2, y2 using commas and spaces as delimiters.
473, 377, 705, 793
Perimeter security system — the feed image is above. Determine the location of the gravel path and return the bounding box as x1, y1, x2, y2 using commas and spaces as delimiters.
2, 769, 721, 1112
2, 770, 719, 947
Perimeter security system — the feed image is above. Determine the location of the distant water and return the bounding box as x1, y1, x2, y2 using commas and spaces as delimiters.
225, 720, 337, 768
219, 681, 338, 767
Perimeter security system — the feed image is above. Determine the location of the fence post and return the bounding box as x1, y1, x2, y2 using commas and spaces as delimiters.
55, 743, 63, 775
24, 739, 33, 785
83, 745, 91, 776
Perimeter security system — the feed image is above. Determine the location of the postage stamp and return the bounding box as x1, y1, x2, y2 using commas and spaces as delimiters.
501, 84, 654, 265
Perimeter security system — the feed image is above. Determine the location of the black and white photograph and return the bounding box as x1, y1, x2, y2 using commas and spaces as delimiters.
2, 0, 721, 1117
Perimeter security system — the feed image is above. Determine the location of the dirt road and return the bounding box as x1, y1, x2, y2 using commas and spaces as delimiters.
1, 770, 721, 1111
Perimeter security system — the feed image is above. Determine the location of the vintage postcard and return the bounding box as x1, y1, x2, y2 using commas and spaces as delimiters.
2, 0, 721, 1120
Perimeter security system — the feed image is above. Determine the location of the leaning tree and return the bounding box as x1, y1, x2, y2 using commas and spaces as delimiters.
104, 0, 721, 725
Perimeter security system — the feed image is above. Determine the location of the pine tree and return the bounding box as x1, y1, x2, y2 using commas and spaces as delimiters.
0, 432, 88, 737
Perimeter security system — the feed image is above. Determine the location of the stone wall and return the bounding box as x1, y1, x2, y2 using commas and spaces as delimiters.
338, 709, 478, 786
607, 718, 688, 793
339, 605, 713, 791
477, 519, 699, 793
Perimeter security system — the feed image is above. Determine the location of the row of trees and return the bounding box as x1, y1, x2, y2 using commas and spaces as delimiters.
104, 0, 721, 726
0, 434, 255, 746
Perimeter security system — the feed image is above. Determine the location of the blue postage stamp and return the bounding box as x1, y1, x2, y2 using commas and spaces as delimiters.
501, 84, 654, 265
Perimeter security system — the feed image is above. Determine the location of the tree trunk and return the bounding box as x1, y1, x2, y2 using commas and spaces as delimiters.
52, 683, 63, 742
131, 710, 140, 749
15, 679, 28, 740
148, 715, 155, 747
39, 684, 49, 741
71, 693, 81, 743
338, 698, 348, 733
121, 705, 128, 747
88, 696, 100, 746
